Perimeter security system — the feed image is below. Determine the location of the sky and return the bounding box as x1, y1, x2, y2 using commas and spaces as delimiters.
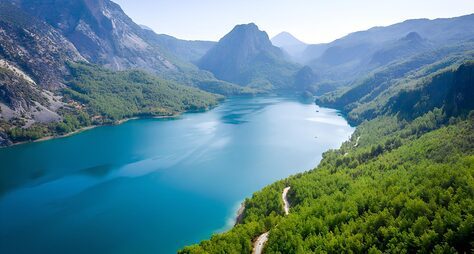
113, 0, 474, 44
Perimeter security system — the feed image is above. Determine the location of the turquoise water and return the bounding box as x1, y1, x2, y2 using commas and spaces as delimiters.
0, 97, 354, 254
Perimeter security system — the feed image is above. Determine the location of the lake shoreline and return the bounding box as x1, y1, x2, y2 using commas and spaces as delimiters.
4, 114, 183, 149
0, 96, 355, 253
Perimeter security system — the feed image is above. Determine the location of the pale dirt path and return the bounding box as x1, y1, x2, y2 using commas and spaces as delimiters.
252, 232, 269, 254
252, 186, 291, 254
282, 187, 291, 216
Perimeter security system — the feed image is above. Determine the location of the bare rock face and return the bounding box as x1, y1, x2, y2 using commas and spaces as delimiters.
0, 60, 63, 126
198, 23, 298, 89
0, 0, 217, 141
0, 2, 85, 90
0, 2, 81, 125
12, 0, 178, 73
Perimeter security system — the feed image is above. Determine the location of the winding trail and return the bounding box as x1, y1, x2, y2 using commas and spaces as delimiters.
252, 232, 269, 254
282, 187, 291, 216
252, 186, 291, 254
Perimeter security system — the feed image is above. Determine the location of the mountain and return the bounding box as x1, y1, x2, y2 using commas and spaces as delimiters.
0, 1, 86, 131
181, 14, 474, 254
316, 42, 474, 125
304, 14, 474, 84
198, 23, 301, 90
369, 32, 431, 66
6, 0, 227, 86
142, 32, 216, 63
0, 0, 228, 146
7, 0, 181, 74
180, 38, 474, 254
298, 43, 329, 63
271, 32, 307, 58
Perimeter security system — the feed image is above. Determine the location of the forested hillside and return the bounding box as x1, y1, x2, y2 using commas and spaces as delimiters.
1, 63, 220, 144
317, 44, 474, 124
180, 61, 474, 253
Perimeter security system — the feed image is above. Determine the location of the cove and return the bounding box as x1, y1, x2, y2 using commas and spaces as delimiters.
0, 96, 354, 254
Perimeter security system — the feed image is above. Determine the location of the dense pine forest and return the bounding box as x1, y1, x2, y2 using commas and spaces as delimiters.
180, 61, 474, 253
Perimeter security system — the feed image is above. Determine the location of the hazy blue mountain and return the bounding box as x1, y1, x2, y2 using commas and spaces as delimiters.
299, 43, 329, 63
139, 24, 154, 31
198, 23, 300, 90
369, 32, 431, 66
306, 14, 474, 83
316, 41, 474, 124
142, 32, 216, 63
271, 32, 308, 58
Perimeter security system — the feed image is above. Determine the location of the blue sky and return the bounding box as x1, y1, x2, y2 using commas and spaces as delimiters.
113, 0, 474, 43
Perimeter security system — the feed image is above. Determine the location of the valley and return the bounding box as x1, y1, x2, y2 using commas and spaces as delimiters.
0, 0, 473, 253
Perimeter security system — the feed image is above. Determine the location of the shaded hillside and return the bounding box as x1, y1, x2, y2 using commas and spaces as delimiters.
180, 51, 474, 254
317, 43, 474, 124
304, 14, 474, 85
1, 62, 220, 145
0, 0, 250, 146
198, 23, 300, 90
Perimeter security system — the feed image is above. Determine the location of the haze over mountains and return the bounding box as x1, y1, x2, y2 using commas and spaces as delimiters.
271, 32, 308, 58
198, 23, 304, 90
1, 1, 474, 253
0, 0, 474, 146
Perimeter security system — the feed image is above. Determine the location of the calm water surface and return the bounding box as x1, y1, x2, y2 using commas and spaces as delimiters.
0, 97, 354, 254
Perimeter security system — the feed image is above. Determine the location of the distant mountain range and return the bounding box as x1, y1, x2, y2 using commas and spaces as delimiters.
1, 0, 474, 146
304, 14, 474, 83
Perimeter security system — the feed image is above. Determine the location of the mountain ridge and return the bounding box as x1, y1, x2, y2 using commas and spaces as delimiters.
271, 31, 308, 57
198, 23, 301, 90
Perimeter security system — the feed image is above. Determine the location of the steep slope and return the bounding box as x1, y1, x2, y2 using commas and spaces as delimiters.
0, 0, 225, 146
271, 32, 307, 58
142, 32, 216, 63
317, 43, 474, 124
0, 2, 85, 90
10, 0, 179, 73
180, 50, 474, 254
7, 0, 233, 90
0, 2, 84, 131
306, 14, 474, 83
198, 23, 300, 90
369, 32, 431, 66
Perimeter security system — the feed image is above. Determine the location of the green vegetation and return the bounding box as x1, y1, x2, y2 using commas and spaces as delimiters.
2, 62, 222, 144
180, 52, 474, 254
64, 62, 221, 121
5, 109, 92, 143
317, 44, 474, 125
181, 109, 474, 254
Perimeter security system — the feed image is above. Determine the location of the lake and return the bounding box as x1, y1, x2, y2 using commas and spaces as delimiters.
0, 96, 354, 254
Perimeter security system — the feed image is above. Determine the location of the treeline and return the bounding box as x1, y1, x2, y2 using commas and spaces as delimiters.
316, 45, 474, 125
180, 57, 474, 253
3, 62, 222, 143
64, 62, 220, 121
181, 108, 474, 254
